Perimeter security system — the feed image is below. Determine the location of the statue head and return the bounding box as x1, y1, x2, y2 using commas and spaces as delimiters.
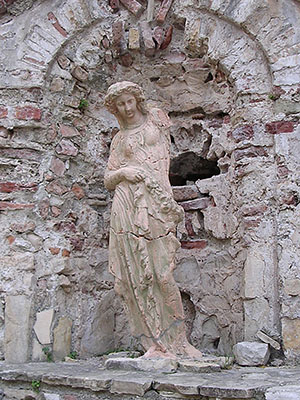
104, 81, 147, 125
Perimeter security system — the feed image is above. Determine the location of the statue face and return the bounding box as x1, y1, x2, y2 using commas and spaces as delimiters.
115, 93, 138, 123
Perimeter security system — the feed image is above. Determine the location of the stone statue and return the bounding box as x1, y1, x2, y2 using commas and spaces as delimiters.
104, 81, 202, 359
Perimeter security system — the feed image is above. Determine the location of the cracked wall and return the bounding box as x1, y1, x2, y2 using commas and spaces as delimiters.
0, 0, 299, 363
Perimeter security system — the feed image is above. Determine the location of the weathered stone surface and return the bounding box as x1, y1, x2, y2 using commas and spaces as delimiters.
282, 318, 300, 352
33, 309, 54, 345
140, 21, 155, 57
80, 291, 115, 357
233, 342, 270, 366
110, 373, 152, 396
257, 331, 280, 351
265, 385, 300, 400
4, 295, 32, 363
128, 27, 140, 50
53, 317, 72, 361
172, 185, 199, 202
284, 279, 300, 296
105, 357, 178, 373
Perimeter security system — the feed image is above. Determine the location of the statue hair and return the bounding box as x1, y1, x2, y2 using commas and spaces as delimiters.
104, 81, 148, 119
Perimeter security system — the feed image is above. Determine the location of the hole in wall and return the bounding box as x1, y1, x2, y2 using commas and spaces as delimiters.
181, 292, 196, 341
169, 151, 220, 186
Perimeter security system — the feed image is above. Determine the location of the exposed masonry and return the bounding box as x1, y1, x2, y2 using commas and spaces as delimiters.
0, 0, 299, 365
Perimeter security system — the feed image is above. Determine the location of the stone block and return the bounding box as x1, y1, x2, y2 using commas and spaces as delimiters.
110, 374, 152, 396
244, 250, 265, 299
50, 157, 65, 176
265, 385, 300, 400
32, 338, 47, 361
4, 295, 32, 363
128, 27, 140, 50
140, 21, 155, 57
55, 139, 78, 156
80, 291, 115, 357
105, 357, 178, 373
172, 185, 199, 202
233, 341, 270, 366
15, 106, 42, 121
161, 25, 173, 50
0, 106, 8, 118
156, 0, 173, 24
284, 279, 300, 296
257, 330, 280, 350
282, 318, 300, 352
53, 317, 72, 361
119, 0, 143, 17
266, 121, 295, 135
34, 309, 54, 345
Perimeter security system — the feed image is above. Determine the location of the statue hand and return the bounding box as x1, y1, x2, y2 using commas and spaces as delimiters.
121, 167, 145, 183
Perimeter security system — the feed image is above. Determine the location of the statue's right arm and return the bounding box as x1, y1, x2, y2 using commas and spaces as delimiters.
104, 169, 124, 191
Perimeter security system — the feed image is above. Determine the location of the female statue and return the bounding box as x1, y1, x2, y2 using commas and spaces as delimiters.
104, 81, 201, 359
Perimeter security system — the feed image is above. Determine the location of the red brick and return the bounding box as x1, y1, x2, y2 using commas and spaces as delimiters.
0, 182, 38, 193
181, 197, 211, 211
71, 65, 89, 81
62, 249, 70, 257
15, 106, 42, 121
10, 222, 36, 232
243, 218, 262, 228
48, 12, 68, 37
277, 165, 290, 178
0, 201, 34, 210
109, 0, 120, 12
184, 213, 196, 237
181, 240, 207, 250
57, 55, 70, 69
265, 121, 295, 135
172, 185, 199, 202
112, 20, 125, 54
70, 237, 84, 251
72, 184, 85, 200
234, 146, 268, 162
0, 106, 8, 118
156, 0, 173, 23
39, 199, 50, 219
49, 247, 60, 255
56, 139, 78, 156
46, 180, 68, 196
153, 26, 164, 49
223, 115, 231, 124
119, 0, 143, 16
282, 194, 299, 206
0, 1, 6, 14
0, 148, 41, 162
54, 221, 76, 233
160, 25, 173, 50
120, 52, 133, 67
23, 56, 45, 67
241, 204, 267, 217
51, 206, 61, 217
7, 235, 15, 244
231, 125, 254, 142
59, 124, 79, 137
50, 157, 65, 176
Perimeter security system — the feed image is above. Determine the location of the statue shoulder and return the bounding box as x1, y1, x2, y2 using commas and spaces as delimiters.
149, 107, 172, 129
110, 130, 122, 150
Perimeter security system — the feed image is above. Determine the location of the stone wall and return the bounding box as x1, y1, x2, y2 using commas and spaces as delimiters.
0, 0, 299, 363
